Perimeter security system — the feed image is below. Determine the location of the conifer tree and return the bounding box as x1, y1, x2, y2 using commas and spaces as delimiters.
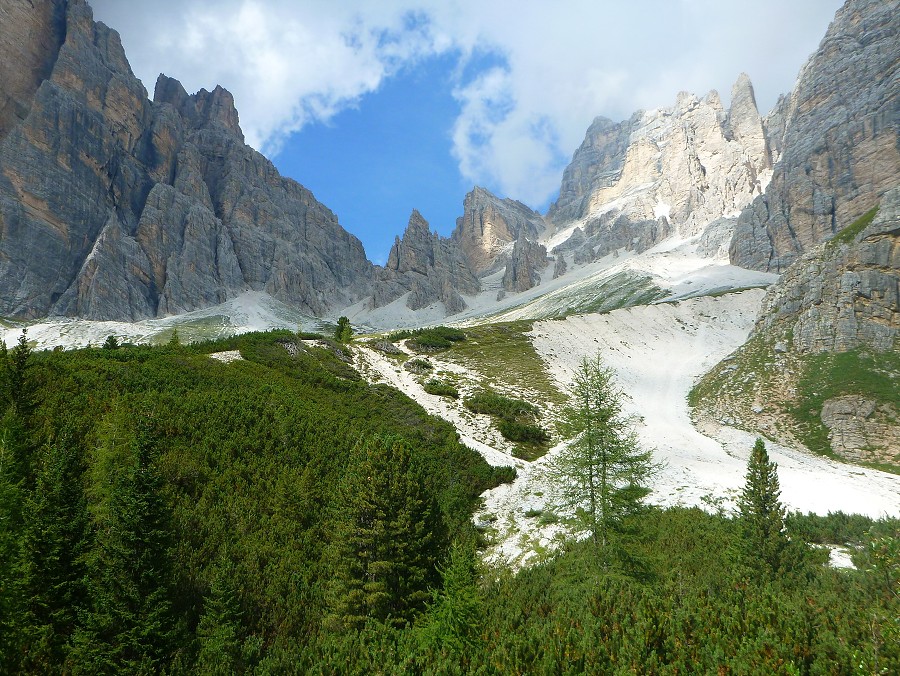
737, 438, 787, 576
334, 316, 353, 343
329, 436, 446, 629
20, 437, 89, 671
8, 329, 34, 417
72, 412, 179, 673
195, 562, 244, 674
550, 355, 656, 565
421, 539, 483, 659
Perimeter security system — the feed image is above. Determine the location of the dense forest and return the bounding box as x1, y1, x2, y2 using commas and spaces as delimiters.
0, 331, 897, 674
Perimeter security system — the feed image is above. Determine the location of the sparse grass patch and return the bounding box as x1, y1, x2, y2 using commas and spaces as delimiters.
443, 320, 566, 406
827, 207, 879, 249
790, 349, 900, 457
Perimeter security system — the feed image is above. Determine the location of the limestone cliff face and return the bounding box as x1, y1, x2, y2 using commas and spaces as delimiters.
754, 187, 899, 354
730, 0, 900, 272
547, 75, 772, 263
0, 0, 372, 320
451, 186, 547, 276
0, 0, 67, 140
501, 238, 548, 293
374, 210, 480, 314
740, 187, 899, 465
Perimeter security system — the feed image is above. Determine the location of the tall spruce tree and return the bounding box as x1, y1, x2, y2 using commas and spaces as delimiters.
72, 412, 179, 673
329, 436, 446, 630
737, 438, 787, 576
550, 355, 656, 565
20, 437, 89, 671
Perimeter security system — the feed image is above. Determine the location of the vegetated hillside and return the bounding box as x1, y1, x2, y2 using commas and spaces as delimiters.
1, 325, 897, 672
0, 330, 511, 671
691, 202, 900, 471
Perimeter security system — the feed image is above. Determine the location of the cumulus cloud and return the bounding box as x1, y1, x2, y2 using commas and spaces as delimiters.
91, 0, 842, 207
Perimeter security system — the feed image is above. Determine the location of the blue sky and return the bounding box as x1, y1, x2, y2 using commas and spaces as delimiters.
281, 53, 472, 263
90, 0, 844, 265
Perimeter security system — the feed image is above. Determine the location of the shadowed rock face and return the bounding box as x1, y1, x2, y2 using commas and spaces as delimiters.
730, 0, 900, 272
0, 0, 373, 320
374, 210, 480, 315
753, 187, 899, 354
502, 238, 548, 293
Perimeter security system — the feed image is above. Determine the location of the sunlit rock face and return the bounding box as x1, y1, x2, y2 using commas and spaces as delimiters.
546, 73, 772, 264
451, 186, 547, 276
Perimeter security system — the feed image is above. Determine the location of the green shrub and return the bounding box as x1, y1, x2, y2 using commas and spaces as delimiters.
423, 379, 459, 399
464, 392, 538, 420
404, 358, 433, 374
498, 419, 550, 444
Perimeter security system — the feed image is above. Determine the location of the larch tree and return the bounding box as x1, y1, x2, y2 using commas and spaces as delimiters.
550, 355, 656, 565
737, 437, 787, 577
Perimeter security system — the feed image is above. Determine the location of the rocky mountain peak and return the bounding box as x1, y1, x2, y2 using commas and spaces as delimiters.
374, 210, 479, 315
0, 0, 372, 321
546, 74, 772, 266
730, 0, 899, 272
451, 186, 547, 275
154, 75, 243, 142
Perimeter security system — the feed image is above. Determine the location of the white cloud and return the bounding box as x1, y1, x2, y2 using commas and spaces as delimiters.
91, 0, 843, 208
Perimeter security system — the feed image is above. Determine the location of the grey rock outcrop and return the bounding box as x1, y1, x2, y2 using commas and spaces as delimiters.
820, 395, 900, 463
0, 0, 373, 321
753, 186, 899, 353
374, 210, 480, 314
553, 254, 567, 279
547, 76, 773, 263
501, 238, 548, 293
451, 186, 547, 275
730, 0, 900, 272
546, 114, 637, 226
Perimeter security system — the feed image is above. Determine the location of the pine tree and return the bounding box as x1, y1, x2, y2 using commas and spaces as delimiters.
195, 562, 244, 674
737, 438, 787, 577
334, 316, 353, 343
72, 412, 179, 673
420, 539, 483, 660
329, 436, 446, 629
20, 437, 89, 671
8, 329, 34, 417
550, 355, 656, 565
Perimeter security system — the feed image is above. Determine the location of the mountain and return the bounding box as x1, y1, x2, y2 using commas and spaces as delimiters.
730, 0, 899, 272
0, 0, 372, 321
451, 186, 547, 276
373, 209, 479, 314
545, 74, 772, 265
